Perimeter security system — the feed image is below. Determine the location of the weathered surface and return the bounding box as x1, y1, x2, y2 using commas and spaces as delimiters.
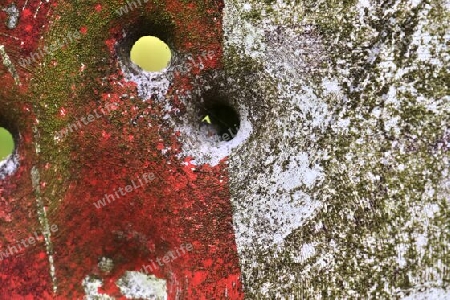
1, 0, 448, 298
224, 0, 449, 298
1, 0, 243, 298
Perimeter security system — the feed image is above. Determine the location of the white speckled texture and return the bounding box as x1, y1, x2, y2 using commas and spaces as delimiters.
116, 271, 167, 300
0, 152, 19, 180
225, 0, 449, 298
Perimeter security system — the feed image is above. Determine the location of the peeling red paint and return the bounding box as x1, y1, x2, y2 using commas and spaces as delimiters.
1, 0, 243, 298
0, 0, 53, 55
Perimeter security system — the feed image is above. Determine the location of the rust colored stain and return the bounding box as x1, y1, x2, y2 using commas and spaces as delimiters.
0, 0, 244, 299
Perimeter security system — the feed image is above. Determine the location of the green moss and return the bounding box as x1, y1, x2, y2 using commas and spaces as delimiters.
31, 1, 122, 211
243, 9, 262, 21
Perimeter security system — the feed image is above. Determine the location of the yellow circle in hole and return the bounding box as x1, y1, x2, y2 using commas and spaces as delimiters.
130, 36, 171, 72
0, 127, 14, 161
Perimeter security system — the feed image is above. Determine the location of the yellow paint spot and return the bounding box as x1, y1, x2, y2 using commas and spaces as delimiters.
0, 127, 14, 160
201, 115, 212, 124
130, 36, 171, 72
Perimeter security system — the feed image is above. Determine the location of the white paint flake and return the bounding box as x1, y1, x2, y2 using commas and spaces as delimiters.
0, 152, 19, 180
116, 271, 167, 300
2, 4, 20, 29
82, 275, 114, 300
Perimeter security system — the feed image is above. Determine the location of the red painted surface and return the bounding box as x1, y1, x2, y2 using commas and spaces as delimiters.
1, 1, 55, 298
0, 0, 244, 298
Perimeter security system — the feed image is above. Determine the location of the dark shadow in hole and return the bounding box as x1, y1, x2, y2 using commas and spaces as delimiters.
199, 93, 241, 142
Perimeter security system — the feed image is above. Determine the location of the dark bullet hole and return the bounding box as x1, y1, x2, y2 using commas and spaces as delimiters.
200, 102, 240, 142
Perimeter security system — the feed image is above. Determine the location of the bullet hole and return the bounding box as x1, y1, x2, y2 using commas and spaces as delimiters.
115, 15, 175, 76
199, 102, 240, 142
130, 36, 172, 72
195, 88, 241, 142
174, 76, 252, 166
0, 127, 14, 161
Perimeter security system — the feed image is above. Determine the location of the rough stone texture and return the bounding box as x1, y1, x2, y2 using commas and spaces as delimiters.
0, 0, 448, 298
224, 0, 449, 298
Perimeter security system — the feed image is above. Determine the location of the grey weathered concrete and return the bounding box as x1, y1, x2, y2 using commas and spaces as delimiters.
224, 0, 449, 298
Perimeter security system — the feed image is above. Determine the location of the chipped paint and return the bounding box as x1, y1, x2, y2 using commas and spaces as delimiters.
2, 4, 20, 29
117, 271, 167, 300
